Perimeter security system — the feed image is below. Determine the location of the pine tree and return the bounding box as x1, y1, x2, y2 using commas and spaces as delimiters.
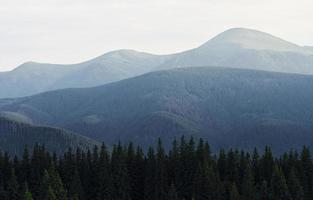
68, 169, 84, 200
7, 168, 19, 200
155, 139, 168, 200
288, 167, 304, 200
229, 183, 240, 200
38, 170, 52, 200
193, 162, 222, 200
241, 164, 256, 200
218, 149, 227, 181
177, 137, 196, 200
260, 146, 274, 183
0, 185, 8, 200
22, 183, 33, 200
23, 187, 33, 200
300, 147, 313, 200
49, 166, 68, 200
271, 164, 291, 200
97, 143, 110, 200
110, 142, 130, 200
167, 183, 178, 200
21, 146, 31, 183
257, 180, 270, 200
45, 186, 57, 200
144, 147, 156, 200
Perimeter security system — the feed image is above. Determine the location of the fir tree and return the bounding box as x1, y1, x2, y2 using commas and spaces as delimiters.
241, 164, 256, 200
167, 183, 178, 200
193, 162, 222, 200
271, 164, 291, 200
7, 168, 19, 200
229, 183, 240, 200
288, 167, 304, 200
97, 143, 110, 200
45, 186, 57, 200
49, 166, 68, 200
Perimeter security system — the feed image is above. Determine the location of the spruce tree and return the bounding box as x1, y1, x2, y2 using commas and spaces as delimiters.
23, 186, 33, 200
257, 180, 270, 200
287, 167, 304, 200
155, 139, 168, 200
241, 164, 256, 200
271, 164, 291, 200
229, 183, 240, 200
49, 166, 68, 200
45, 186, 57, 200
167, 183, 178, 200
144, 147, 156, 200
300, 147, 313, 200
97, 143, 110, 200
68, 169, 84, 200
110, 142, 130, 200
7, 168, 19, 200
38, 170, 52, 200
24, 191, 33, 200
193, 162, 222, 200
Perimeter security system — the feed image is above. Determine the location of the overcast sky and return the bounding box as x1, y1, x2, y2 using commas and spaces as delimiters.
1, 0, 313, 71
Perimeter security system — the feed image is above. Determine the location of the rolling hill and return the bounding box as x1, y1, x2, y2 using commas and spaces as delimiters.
1, 28, 313, 98
0, 116, 98, 156
1, 67, 313, 153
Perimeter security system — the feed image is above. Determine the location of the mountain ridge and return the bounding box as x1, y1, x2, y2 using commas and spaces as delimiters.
1, 27, 313, 98
1, 66, 313, 153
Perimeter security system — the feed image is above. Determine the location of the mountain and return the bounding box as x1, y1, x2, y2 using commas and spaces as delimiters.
0, 116, 98, 156
158, 28, 313, 73
0, 50, 169, 98
1, 28, 313, 98
1, 67, 313, 153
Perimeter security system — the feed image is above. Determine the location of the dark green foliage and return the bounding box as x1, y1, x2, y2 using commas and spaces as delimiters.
167, 183, 178, 200
0, 139, 311, 200
193, 162, 222, 200
241, 164, 256, 200
0, 117, 98, 156
229, 183, 240, 200
7, 169, 19, 200
271, 165, 291, 200
23, 183, 33, 200
287, 167, 304, 200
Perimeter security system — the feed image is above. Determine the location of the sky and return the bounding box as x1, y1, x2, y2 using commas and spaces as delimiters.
1, 0, 313, 71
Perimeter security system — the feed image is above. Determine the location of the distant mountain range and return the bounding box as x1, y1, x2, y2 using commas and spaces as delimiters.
1, 67, 313, 153
1, 28, 313, 98
0, 115, 98, 156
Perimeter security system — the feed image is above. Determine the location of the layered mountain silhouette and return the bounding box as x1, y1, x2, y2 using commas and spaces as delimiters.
1, 67, 313, 153
0, 115, 98, 156
1, 28, 313, 98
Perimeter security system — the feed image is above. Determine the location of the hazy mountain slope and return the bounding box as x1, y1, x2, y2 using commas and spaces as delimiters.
158, 28, 313, 74
1, 67, 313, 153
0, 50, 168, 98
0, 62, 75, 98
1, 28, 313, 98
0, 116, 98, 156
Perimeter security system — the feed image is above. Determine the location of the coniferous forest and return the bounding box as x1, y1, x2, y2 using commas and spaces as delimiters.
0, 138, 312, 200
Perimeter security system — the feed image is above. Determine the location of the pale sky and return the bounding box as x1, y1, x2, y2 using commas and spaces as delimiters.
1, 0, 313, 71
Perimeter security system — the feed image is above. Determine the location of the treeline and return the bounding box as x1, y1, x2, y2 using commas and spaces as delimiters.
0, 138, 312, 200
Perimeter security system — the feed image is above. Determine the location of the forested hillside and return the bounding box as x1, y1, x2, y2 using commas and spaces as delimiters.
1, 67, 313, 153
0, 138, 312, 200
0, 117, 98, 156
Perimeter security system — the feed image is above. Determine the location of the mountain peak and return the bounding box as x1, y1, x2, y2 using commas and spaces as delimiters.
201, 27, 307, 53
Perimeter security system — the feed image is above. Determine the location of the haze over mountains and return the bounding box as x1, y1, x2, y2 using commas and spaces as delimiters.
1, 67, 313, 153
1, 28, 313, 98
